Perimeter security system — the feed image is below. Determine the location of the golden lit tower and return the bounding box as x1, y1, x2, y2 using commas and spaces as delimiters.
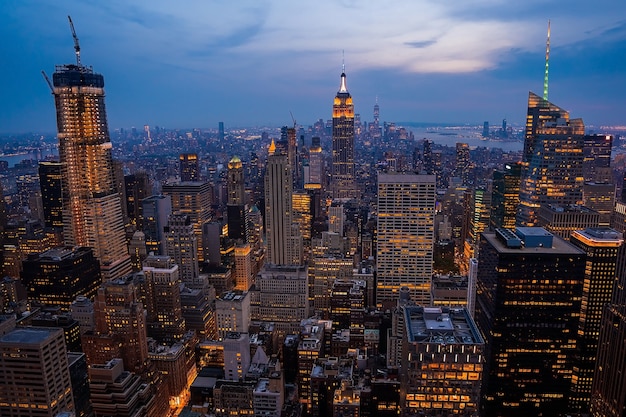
50, 19, 131, 280
331, 66, 357, 199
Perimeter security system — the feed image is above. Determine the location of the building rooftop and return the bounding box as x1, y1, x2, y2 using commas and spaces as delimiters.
484, 229, 584, 255
404, 306, 483, 345
0, 327, 59, 345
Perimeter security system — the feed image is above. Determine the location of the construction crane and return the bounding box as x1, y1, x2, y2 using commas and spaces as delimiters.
68, 15, 81, 66
289, 111, 297, 130
41, 71, 54, 93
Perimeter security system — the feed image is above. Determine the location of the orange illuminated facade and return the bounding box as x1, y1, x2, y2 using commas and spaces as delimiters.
52, 64, 131, 280
332, 70, 357, 199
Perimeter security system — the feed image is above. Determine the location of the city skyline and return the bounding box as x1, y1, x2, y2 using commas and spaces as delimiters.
1, 0, 626, 134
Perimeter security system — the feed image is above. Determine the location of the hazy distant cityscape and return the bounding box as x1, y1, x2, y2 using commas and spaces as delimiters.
2, 7, 626, 417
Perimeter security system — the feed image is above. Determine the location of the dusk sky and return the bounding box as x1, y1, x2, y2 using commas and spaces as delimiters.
2, 0, 626, 134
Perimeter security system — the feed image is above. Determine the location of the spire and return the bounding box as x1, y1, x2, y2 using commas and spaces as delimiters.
339, 72, 348, 93
543, 20, 551, 101
269, 139, 276, 155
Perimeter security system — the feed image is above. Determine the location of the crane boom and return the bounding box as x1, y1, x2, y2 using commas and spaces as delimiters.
41, 71, 54, 93
68, 15, 81, 66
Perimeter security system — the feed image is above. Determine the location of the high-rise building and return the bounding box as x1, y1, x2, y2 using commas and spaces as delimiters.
538, 204, 600, 240
568, 228, 623, 414
490, 162, 521, 229
376, 173, 436, 307
476, 228, 586, 416
583, 181, 615, 226
227, 156, 248, 242
401, 306, 484, 416
179, 153, 200, 182
38, 161, 63, 229
516, 92, 585, 226
215, 290, 250, 339
82, 274, 149, 373
0, 327, 74, 416
253, 264, 309, 336
124, 172, 151, 229
162, 181, 212, 261
264, 141, 301, 266
164, 213, 200, 285
142, 255, 186, 344
142, 194, 172, 255
590, 304, 626, 416
331, 69, 357, 199
21, 246, 101, 312
219, 122, 225, 141
234, 243, 253, 291
583, 134, 613, 182
51, 61, 131, 281
455, 142, 471, 185
307, 137, 323, 187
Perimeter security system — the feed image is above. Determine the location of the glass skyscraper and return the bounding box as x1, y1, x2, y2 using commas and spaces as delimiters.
516, 92, 585, 227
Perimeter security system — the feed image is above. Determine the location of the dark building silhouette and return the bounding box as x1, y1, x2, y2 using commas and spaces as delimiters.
21, 246, 101, 312
124, 172, 151, 229
38, 161, 63, 229
476, 228, 586, 416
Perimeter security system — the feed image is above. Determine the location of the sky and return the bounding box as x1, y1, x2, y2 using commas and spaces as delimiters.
1, 0, 626, 134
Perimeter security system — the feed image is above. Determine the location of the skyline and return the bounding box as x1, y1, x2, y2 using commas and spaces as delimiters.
2, 0, 626, 134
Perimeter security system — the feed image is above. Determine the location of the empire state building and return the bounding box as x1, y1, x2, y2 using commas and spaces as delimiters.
50, 30, 131, 280
331, 69, 357, 199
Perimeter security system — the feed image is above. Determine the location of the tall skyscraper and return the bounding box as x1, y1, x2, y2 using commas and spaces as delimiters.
51, 45, 131, 280
179, 153, 200, 182
227, 156, 247, 242
0, 327, 74, 416
476, 228, 586, 416
38, 161, 63, 229
331, 68, 357, 199
490, 163, 521, 229
516, 95, 584, 226
307, 137, 323, 187
568, 228, 623, 414
376, 173, 436, 306
455, 142, 471, 185
264, 140, 301, 266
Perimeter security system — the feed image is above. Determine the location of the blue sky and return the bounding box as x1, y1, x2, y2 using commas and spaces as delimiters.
1, 0, 625, 133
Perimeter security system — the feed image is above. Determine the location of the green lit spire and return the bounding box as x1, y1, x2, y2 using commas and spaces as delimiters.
543, 20, 551, 101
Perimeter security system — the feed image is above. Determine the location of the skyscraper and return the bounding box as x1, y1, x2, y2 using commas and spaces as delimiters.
568, 228, 623, 414
516, 92, 585, 227
38, 161, 63, 229
264, 140, 301, 266
476, 228, 586, 416
227, 156, 247, 242
179, 153, 200, 182
490, 163, 521, 229
376, 173, 436, 307
331, 68, 356, 199
51, 48, 131, 280
142, 194, 172, 255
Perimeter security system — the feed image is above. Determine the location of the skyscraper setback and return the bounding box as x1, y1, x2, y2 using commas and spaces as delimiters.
331, 68, 357, 199
51, 38, 131, 280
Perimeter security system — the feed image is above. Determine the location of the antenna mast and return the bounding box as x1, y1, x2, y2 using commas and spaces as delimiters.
543, 20, 550, 101
68, 15, 81, 66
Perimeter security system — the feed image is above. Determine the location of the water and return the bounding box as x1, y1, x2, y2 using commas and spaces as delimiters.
409, 127, 524, 152
0, 147, 59, 168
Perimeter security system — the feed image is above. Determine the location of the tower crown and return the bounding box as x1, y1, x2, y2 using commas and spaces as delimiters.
338, 72, 348, 94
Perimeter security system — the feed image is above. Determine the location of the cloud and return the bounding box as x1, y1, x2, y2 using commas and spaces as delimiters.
405, 40, 437, 49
